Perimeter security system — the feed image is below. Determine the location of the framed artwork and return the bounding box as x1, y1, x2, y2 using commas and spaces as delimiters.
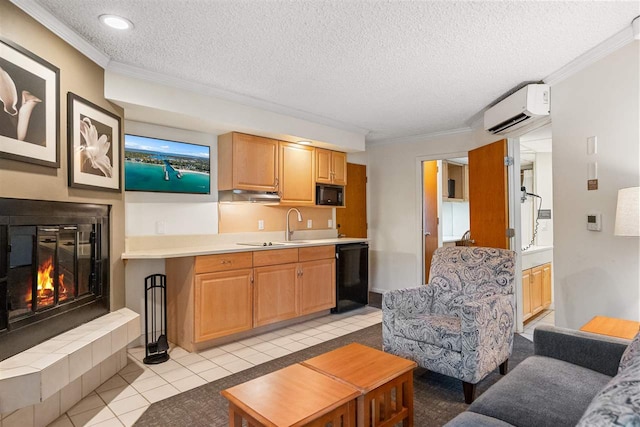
0, 36, 60, 167
67, 92, 121, 191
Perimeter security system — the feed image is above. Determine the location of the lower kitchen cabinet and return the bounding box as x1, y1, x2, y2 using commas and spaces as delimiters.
299, 258, 336, 315
254, 263, 299, 327
522, 262, 552, 322
194, 269, 253, 342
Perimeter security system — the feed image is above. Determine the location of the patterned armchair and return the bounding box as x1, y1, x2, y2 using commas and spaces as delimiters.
382, 246, 516, 403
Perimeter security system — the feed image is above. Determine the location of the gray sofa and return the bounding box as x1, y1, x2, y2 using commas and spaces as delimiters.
445, 324, 640, 427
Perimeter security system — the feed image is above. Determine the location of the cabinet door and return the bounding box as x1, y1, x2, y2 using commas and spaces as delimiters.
299, 259, 336, 315
542, 263, 552, 308
254, 263, 299, 327
522, 269, 532, 321
331, 151, 347, 186
194, 269, 253, 342
315, 148, 332, 184
279, 142, 315, 205
233, 133, 279, 191
531, 266, 544, 315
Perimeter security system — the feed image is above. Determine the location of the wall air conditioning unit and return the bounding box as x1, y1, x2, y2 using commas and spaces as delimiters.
484, 84, 550, 135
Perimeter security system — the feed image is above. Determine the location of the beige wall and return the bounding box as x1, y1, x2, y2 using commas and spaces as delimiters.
551, 41, 640, 328
0, 1, 126, 309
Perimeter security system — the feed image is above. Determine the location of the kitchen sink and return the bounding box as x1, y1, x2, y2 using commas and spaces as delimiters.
236, 242, 286, 247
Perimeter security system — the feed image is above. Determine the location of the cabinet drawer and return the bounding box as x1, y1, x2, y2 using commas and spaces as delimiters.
253, 248, 299, 267
195, 252, 253, 274
299, 245, 335, 262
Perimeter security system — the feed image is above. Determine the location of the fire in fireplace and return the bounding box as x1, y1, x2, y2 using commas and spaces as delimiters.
0, 199, 110, 361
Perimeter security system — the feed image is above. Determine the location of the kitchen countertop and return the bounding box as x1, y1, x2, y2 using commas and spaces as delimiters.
121, 237, 368, 260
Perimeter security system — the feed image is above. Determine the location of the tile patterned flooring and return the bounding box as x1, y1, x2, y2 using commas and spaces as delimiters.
44, 307, 382, 427
521, 309, 555, 342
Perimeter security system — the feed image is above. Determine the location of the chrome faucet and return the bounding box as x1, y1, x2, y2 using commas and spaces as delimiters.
286, 208, 303, 241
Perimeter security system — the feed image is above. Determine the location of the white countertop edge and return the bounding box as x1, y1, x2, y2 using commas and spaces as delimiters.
121, 238, 368, 260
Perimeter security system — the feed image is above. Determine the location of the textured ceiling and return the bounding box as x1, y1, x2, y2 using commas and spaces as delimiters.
32, 0, 640, 142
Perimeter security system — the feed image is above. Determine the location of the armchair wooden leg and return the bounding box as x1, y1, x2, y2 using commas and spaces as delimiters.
462, 381, 476, 404
499, 359, 509, 375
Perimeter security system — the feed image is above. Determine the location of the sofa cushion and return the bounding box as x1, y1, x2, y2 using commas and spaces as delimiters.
576, 359, 640, 426
444, 411, 515, 427
395, 313, 461, 352
468, 355, 612, 427
618, 330, 640, 373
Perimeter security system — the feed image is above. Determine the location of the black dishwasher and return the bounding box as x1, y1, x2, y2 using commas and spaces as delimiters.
332, 242, 369, 313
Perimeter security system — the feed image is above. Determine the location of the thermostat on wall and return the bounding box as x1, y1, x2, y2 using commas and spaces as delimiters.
587, 213, 602, 231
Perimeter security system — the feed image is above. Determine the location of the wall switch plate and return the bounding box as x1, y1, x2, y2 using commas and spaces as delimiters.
587, 213, 602, 231
587, 136, 597, 155
328, 219, 333, 228
307, 219, 312, 229
588, 162, 598, 180
258, 220, 264, 230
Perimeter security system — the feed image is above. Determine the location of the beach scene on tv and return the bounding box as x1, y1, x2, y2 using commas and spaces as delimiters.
124, 134, 211, 194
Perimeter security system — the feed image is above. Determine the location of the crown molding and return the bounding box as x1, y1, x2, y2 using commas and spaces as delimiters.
107, 61, 369, 136
544, 25, 634, 86
10, 0, 111, 68
366, 126, 473, 147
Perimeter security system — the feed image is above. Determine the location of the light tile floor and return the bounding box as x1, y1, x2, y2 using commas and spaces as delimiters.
521, 309, 555, 342
47, 307, 382, 427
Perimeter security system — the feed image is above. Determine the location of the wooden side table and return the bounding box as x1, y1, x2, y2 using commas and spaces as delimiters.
580, 315, 640, 340
221, 363, 359, 427
301, 343, 417, 427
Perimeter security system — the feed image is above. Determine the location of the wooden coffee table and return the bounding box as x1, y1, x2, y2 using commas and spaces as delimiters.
221, 363, 359, 426
301, 343, 417, 427
580, 315, 640, 340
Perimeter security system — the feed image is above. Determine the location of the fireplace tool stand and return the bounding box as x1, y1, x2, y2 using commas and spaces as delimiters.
143, 274, 169, 364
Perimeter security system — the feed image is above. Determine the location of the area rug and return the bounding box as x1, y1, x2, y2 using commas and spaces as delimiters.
135, 324, 533, 426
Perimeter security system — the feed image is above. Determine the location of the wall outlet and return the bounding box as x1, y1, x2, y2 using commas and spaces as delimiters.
328, 219, 333, 228
156, 221, 166, 235
258, 220, 264, 230
307, 219, 312, 229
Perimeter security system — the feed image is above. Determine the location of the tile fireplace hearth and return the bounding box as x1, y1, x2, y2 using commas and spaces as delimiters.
0, 199, 110, 361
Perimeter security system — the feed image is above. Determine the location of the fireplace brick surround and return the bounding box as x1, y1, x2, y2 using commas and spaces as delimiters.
0, 308, 140, 424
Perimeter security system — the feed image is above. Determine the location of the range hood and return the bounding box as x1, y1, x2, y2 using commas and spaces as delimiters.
218, 189, 281, 203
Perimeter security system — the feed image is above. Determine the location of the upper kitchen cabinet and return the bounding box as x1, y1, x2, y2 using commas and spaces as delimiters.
441, 160, 468, 201
218, 132, 279, 192
316, 149, 347, 186
279, 142, 315, 205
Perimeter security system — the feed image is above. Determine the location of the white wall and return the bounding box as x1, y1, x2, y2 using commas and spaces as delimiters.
366, 130, 495, 292
552, 41, 640, 328
534, 152, 553, 246
442, 201, 470, 239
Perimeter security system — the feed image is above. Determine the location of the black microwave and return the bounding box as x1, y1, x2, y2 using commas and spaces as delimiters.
316, 184, 344, 206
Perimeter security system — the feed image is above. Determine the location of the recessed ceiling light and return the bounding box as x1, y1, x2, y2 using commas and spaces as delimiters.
99, 14, 134, 30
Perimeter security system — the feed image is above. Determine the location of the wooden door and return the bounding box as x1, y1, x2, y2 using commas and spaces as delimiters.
229, 133, 279, 191
279, 142, 315, 205
299, 259, 336, 315
468, 139, 510, 249
315, 148, 332, 183
336, 163, 367, 238
542, 263, 552, 307
522, 269, 532, 321
254, 263, 299, 327
193, 270, 253, 342
423, 161, 439, 282
331, 151, 347, 185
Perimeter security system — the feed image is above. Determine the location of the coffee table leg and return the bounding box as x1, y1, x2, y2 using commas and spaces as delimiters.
228, 403, 243, 427
403, 373, 414, 427
357, 395, 366, 427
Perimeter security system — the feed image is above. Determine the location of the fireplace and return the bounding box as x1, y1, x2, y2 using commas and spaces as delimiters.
0, 199, 110, 361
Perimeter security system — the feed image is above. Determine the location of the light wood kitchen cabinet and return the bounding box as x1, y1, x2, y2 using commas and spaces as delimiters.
218, 132, 279, 192
167, 245, 337, 351
279, 141, 315, 205
194, 269, 253, 342
316, 148, 347, 186
522, 262, 552, 322
441, 160, 468, 201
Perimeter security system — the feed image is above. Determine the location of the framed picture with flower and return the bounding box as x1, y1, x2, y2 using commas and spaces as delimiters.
67, 92, 121, 191
0, 36, 59, 167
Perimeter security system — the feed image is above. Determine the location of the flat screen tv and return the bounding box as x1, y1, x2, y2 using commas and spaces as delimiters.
124, 134, 211, 194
